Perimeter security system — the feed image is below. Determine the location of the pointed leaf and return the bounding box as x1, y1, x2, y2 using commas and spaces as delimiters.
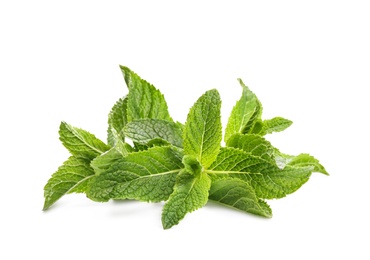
107, 97, 128, 146
237, 165, 313, 199
226, 133, 276, 165
87, 146, 184, 202
183, 89, 222, 168
120, 66, 172, 122
124, 119, 183, 148
59, 122, 110, 160
206, 147, 276, 176
208, 147, 313, 199
262, 117, 292, 135
43, 156, 95, 210
209, 178, 272, 218
274, 151, 329, 175
162, 171, 211, 229
224, 79, 262, 142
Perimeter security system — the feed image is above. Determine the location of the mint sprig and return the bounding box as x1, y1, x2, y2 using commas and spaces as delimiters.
43, 66, 328, 229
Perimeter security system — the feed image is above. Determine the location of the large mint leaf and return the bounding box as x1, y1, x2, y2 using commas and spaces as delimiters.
107, 97, 128, 146
209, 178, 272, 218
238, 165, 313, 199
87, 146, 184, 202
224, 79, 262, 143
261, 117, 292, 135
124, 119, 183, 148
43, 156, 95, 210
120, 66, 172, 122
59, 122, 110, 160
183, 89, 222, 168
226, 133, 276, 165
208, 147, 313, 199
161, 170, 211, 229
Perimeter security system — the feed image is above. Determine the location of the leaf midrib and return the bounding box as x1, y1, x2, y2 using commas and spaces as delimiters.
68, 125, 106, 154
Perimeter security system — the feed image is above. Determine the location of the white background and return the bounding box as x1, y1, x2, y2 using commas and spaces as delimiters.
1, 0, 369, 259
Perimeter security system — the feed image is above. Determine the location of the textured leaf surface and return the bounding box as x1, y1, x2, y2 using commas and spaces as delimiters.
209, 178, 272, 218
183, 89, 222, 168
87, 146, 184, 202
120, 66, 172, 122
226, 133, 275, 165
208, 147, 313, 199
43, 156, 95, 210
224, 79, 262, 142
207, 147, 276, 176
107, 97, 128, 146
275, 151, 328, 175
124, 119, 183, 148
162, 171, 211, 229
235, 165, 313, 199
90, 140, 133, 176
262, 117, 292, 135
59, 122, 110, 160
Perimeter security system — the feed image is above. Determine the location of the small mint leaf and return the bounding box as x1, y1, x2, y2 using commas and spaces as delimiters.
120, 66, 172, 122
161, 170, 211, 229
59, 122, 110, 160
124, 119, 183, 148
43, 156, 95, 210
183, 89, 222, 168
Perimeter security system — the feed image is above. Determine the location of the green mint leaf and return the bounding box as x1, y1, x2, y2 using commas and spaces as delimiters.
124, 119, 183, 148
161, 170, 211, 229
262, 117, 293, 135
275, 151, 329, 175
206, 147, 276, 176
238, 165, 313, 199
120, 66, 172, 122
209, 178, 272, 218
183, 89, 222, 168
87, 146, 184, 202
59, 122, 110, 160
224, 79, 262, 142
90, 139, 133, 176
208, 147, 313, 199
43, 156, 95, 210
226, 133, 276, 165
107, 97, 128, 146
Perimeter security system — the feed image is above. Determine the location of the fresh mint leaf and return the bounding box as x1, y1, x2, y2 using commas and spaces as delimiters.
162, 170, 211, 229
120, 66, 172, 122
224, 79, 262, 142
44, 122, 110, 210
226, 133, 276, 165
90, 139, 133, 176
206, 147, 276, 176
43, 156, 95, 210
124, 119, 183, 148
262, 117, 292, 135
274, 150, 328, 175
107, 97, 128, 146
237, 165, 314, 199
183, 89, 222, 168
59, 122, 110, 160
208, 147, 313, 199
209, 177, 272, 218
87, 146, 184, 202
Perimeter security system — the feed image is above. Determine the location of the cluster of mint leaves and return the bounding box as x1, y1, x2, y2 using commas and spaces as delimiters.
43, 66, 328, 229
